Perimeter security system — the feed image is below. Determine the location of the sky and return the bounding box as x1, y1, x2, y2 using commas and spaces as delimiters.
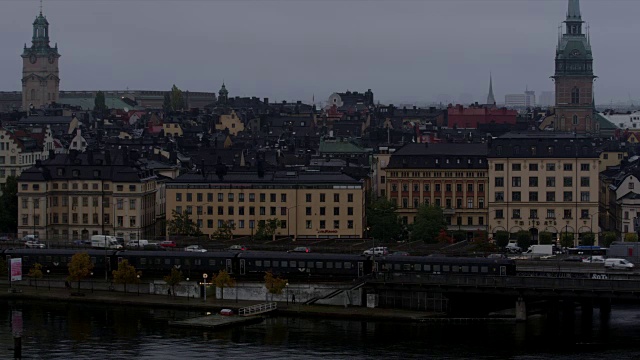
1, 0, 639, 106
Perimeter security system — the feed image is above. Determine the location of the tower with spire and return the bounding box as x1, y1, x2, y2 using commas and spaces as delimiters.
218, 82, 229, 105
486, 73, 496, 107
552, 0, 596, 133
21, 3, 60, 110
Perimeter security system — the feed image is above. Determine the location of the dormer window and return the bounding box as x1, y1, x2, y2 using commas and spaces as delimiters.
93, 170, 100, 178
57, 168, 64, 176
72, 170, 79, 177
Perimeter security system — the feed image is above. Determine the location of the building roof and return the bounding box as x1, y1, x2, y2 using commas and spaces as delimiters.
319, 139, 368, 154
488, 132, 599, 158
387, 143, 488, 169
168, 170, 362, 186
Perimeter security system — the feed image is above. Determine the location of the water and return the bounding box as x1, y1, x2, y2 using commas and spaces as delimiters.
3, 300, 640, 359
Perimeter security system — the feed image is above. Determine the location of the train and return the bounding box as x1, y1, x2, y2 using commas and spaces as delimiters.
1, 248, 517, 281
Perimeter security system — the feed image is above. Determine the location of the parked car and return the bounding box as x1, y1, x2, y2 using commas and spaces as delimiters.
563, 256, 584, 262
21, 234, 38, 242
288, 246, 310, 253
389, 251, 410, 256
160, 240, 177, 248
228, 245, 247, 251
363, 247, 389, 256
185, 245, 207, 253
25, 240, 45, 249
126, 240, 149, 249
505, 240, 521, 254
0, 235, 12, 241
582, 256, 605, 263
604, 258, 635, 270
487, 253, 508, 259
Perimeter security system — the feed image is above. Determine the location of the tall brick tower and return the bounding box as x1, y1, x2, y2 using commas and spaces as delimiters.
552, 0, 596, 133
21, 5, 60, 110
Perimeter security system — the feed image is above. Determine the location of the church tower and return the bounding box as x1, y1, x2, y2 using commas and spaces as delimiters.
552, 0, 596, 133
21, 5, 60, 110
486, 73, 496, 107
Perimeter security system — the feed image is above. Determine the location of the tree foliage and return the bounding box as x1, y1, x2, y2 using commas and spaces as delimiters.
581, 232, 596, 246
170, 84, 184, 111
366, 197, 402, 243
211, 221, 235, 241
494, 231, 510, 249
94, 91, 107, 116
452, 231, 467, 243
410, 205, 447, 243
255, 219, 280, 241
539, 232, 553, 245
0, 176, 18, 233
166, 210, 202, 237
560, 232, 575, 248
212, 270, 235, 302
516, 231, 531, 251
435, 229, 453, 244
163, 268, 183, 297
67, 252, 94, 291
28, 262, 44, 289
603, 232, 617, 247
112, 259, 141, 293
163, 92, 172, 114
625, 233, 638, 242
264, 271, 287, 300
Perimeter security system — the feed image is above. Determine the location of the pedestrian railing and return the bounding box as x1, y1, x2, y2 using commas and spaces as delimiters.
238, 302, 277, 317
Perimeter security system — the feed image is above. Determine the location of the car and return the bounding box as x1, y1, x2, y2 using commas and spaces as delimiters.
505, 240, 521, 254
582, 256, 605, 263
563, 256, 584, 262
363, 247, 389, 256
487, 253, 508, 259
21, 234, 38, 242
605, 258, 635, 270
160, 241, 177, 248
228, 245, 247, 251
389, 251, 410, 256
25, 240, 45, 249
72, 240, 88, 246
288, 247, 310, 253
185, 245, 207, 253
0, 235, 12, 242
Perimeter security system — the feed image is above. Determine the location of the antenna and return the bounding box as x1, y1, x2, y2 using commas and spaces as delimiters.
40, 0, 43, 15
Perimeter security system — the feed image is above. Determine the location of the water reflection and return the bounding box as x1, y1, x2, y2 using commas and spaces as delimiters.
3, 300, 640, 359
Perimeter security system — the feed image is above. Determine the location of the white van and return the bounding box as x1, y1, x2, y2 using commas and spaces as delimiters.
126, 239, 149, 248
91, 235, 123, 249
22, 234, 38, 242
604, 258, 635, 270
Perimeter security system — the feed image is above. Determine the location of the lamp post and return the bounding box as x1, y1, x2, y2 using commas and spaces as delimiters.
46, 270, 50, 291
137, 274, 140, 296
202, 273, 208, 302
186, 278, 190, 302
90, 272, 93, 293
286, 282, 289, 306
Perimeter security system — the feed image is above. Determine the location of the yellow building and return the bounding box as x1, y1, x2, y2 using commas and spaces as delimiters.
17, 151, 160, 241
165, 171, 366, 239
163, 122, 183, 137
216, 110, 245, 136
384, 143, 489, 238
487, 133, 599, 244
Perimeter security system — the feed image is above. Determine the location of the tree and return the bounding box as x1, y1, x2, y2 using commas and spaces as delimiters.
163, 92, 172, 114
163, 268, 183, 297
494, 231, 510, 249
435, 229, 453, 244
539, 232, 553, 245
625, 233, 638, 242
365, 197, 402, 243
581, 232, 596, 246
28, 263, 43, 289
255, 219, 281, 241
94, 90, 107, 116
67, 252, 94, 292
166, 210, 202, 237
516, 231, 531, 251
170, 84, 184, 112
0, 176, 18, 233
560, 232, 575, 248
603, 232, 617, 247
112, 259, 141, 294
264, 271, 287, 301
452, 231, 467, 243
410, 205, 447, 243
211, 221, 235, 241
212, 270, 235, 302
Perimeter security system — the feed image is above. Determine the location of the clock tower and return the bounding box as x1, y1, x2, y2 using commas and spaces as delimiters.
21, 7, 60, 110
552, 0, 595, 133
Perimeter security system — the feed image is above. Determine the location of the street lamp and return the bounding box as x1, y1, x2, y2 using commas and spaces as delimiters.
186, 278, 190, 302
46, 270, 50, 291
137, 274, 140, 296
202, 273, 208, 302
286, 282, 289, 306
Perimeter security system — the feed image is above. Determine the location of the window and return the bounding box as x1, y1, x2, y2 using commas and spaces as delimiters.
320, 207, 326, 216
467, 184, 473, 192
333, 220, 339, 229
478, 198, 484, 209
334, 207, 340, 216
467, 198, 473, 208
564, 209, 572, 219
546, 192, 555, 201
250, 207, 255, 215
529, 163, 538, 171
129, 199, 136, 210
529, 177, 538, 187
218, 206, 224, 215
413, 184, 419, 192
306, 207, 312, 216
580, 192, 590, 201
571, 87, 580, 104
581, 177, 590, 187
320, 194, 326, 202
402, 184, 409, 192
572, 115, 579, 125
546, 177, 555, 187
495, 177, 504, 187
239, 193, 245, 202
348, 207, 354, 215
456, 184, 462, 192
306, 220, 312, 229
218, 193, 224, 201
546, 163, 555, 171
116, 199, 123, 209
513, 209, 521, 219
176, 193, 182, 202
319, 220, 326, 229
334, 194, 340, 202
512, 163, 521, 171
281, 194, 287, 202
581, 163, 589, 171
478, 217, 484, 225
229, 193, 235, 202
456, 198, 462, 209
445, 184, 452, 192
281, 207, 286, 216
348, 220, 354, 229
512, 192, 521, 201
529, 192, 538, 202
512, 177, 521, 187
239, 206, 245, 215
270, 194, 276, 202
563, 191, 573, 202
563, 177, 573, 187
495, 210, 504, 218
117, 185, 123, 192
564, 164, 573, 171
495, 163, 504, 171
249, 193, 255, 202
270, 207, 276, 216
129, 216, 136, 227
197, 193, 203, 202
547, 209, 555, 218
306, 194, 312, 202
435, 184, 441, 192
392, 184, 398, 192
260, 194, 266, 202
229, 206, 235, 215
495, 192, 504, 202
478, 184, 484, 192
82, 197, 89, 207
529, 209, 538, 219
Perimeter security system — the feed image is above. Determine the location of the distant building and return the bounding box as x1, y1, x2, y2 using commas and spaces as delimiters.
505, 94, 525, 108
447, 104, 517, 129
539, 91, 554, 107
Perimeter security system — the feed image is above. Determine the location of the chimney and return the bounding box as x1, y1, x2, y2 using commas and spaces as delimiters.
264, 98, 269, 105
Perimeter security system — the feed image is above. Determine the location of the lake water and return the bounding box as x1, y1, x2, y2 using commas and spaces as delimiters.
3, 300, 640, 359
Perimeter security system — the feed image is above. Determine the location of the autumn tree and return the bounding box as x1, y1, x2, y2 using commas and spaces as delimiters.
264, 271, 287, 301
212, 270, 235, 302
167, 210, 202, 237
28, 263, 43, 289
163, 268, 183, 297
255, 219, 281, 241
170, 84, 184, 111
67, 252, 94, 292
410, 205, 447, 243
365, 197, 402, 243
112, 259, 141, 293
625, 233, 639, 242
435, 229, 453, 244
211, 222, 235, 241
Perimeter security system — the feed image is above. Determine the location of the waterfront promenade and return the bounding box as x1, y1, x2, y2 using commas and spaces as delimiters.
0, 280, 437, 322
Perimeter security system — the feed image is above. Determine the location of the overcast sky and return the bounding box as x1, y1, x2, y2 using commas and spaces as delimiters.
1, 0, 639, 105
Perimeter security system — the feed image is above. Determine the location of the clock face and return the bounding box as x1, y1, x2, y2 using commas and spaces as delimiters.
48, 54, 55, 64
571, 49, 581, 57
29, 54, 37, 64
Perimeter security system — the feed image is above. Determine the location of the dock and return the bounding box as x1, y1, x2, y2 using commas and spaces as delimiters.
169, 313, 264, 330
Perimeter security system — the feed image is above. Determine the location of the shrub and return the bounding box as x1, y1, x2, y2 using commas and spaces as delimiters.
516, 231, 531, 251
538, 232, 553, 245
494, 231, 510, 249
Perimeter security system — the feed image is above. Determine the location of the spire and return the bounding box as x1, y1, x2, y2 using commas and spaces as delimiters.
486, 73, 496, 105
567, 0, 582, 21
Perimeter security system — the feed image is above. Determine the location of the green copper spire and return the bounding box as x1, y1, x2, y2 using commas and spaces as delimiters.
567, 0, 582, 21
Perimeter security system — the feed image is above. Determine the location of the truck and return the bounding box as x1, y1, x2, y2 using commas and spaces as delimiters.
523, 244, 553, 256
505, 240, 521, 254
91, 235, 123, 249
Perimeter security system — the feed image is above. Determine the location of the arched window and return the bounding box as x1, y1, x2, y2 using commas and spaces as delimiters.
572, 115, 579, 125
30, 89, 35, 101
571, 87, 580, 104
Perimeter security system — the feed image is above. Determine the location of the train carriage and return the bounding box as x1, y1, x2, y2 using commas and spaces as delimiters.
4, 248, 117, 276
377, 256, 516, 276
117, 250, 240, 278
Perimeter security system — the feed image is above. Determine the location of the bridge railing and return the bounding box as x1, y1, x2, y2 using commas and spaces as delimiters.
238, 302, 277, 316
371, 272, 640, 292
